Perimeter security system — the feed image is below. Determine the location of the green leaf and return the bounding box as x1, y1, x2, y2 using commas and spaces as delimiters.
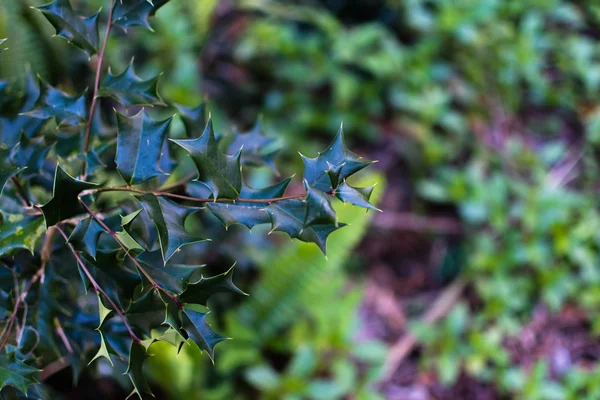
0, 73, 45, 149
228, 117, 279, 171
301, 125, 373, 192
0, 212, 45, 257
303, 180, 337, 228
89, 331, 114, 367
126, 341, 152, 399
114, 210, 144, 251
24, 79, 87, 126
112, 0, 171, 31
0, 351, 40, 394
181, 310, 226, 361
98, 61, 165, 108
126, 289, 165, 336
172, 118, 242, 199
139, 194, 206, 263
10, 135, 53, 179
206, 178, 291, 229
40, 165, 98, 227
69, 217, 105, 259
0, 149, 26, 196
177, 102, 205, 138
35, 0, 100, 55
335, 181, 380, 211
136, 250, 201, 293
115, 109, 171, 185
0, 39, 6, 53
265, 199, 345, 254
179, 265, 246, 306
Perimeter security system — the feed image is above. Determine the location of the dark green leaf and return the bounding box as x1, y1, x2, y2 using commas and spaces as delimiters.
0, 149, 25, 196
172, 118, 242, 199
228, 117, 279, 171
126, 341, 152, 398
335, 182, 380, 212
265, 199, 345, 254
35, 0, 99, 55
115, 110, 171, 185
68, 217, 105, 259
177, 102, 205, 138
112, 0, 170, 31
0, 212, 45, 257
301, 125, 373, 192
181, 310, 226, 361
126, 289, 165, 336
0, 351, 39, 395
10, 135, 53, 178
136, 250, 201, 294
24, 80, 87, 126
139, 194, 206, 263
303, 181, 337, 228
206, 178, 291, 229
98, 62, 165, 108
40, 165, 98, 227
180, 265, 246, 306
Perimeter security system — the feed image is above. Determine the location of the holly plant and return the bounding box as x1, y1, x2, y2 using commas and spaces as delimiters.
0, 0, 378, 398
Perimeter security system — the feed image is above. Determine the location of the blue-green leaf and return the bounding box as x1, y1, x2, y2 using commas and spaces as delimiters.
98, 61, 165, 108
112, 0, 171, 31
181, 310, 226, 361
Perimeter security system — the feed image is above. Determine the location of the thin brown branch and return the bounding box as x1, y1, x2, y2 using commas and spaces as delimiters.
77, 197, 184, 308
81, 0, 115, 178
11, 177, 31, 207
55, 226, 141, 343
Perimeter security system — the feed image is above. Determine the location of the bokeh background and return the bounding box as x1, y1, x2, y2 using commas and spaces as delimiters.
4, 0, 600, 399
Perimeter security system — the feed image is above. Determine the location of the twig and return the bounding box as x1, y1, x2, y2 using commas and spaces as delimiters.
81, 0, 115, 178
55, 226, 141, 343
11, 177, 31, 207
0, 227, 56, 351
77, 197, 184, 308
379, 278, 466, 382
39, 358, 68, 381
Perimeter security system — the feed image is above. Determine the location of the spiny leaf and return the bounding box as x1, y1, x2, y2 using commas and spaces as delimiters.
303, 180, 337, 228
115, 109, 171, 185
180, 265, 246, 306
69, 217, 105, 259
265, 199, 345, 254
0, 149, 26, 196
0, 212, 45, 257
136, 250, 201, 294
126, 289, 165, 337
181, 310, 226, 361
228, 117, 279, 171
335, 181, 380, 212
40, 165, 98, 227
0, 351, 40, 394
0, 72, 45, 149
177, 102, 205, 138
126, 341, 152, 399
35, 0, 100, 55
171, 118, 242, 199
114, 209, 144, 251
89, 331, 113, 367
112, 0, 171, 31
24, 79, 87, 126
139, 194, 206, 263
206, 178, 291, 229
301, 125, 373, 192
98, 61, 165, 108
10, 135, 53, 179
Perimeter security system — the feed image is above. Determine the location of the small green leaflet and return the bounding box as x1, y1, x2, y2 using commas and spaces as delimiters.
112, 0, 171, 31
0, 212, 45, 257
115, 109, 172, 185
40, 165, 98, 227
172, 118, 242, 199
139, 194, 205, 263
181, 310, 226, 361
114, 209, 144, 251
98, 61, 165, 108
36, 0, 100, 55
301, 125, 373, 192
